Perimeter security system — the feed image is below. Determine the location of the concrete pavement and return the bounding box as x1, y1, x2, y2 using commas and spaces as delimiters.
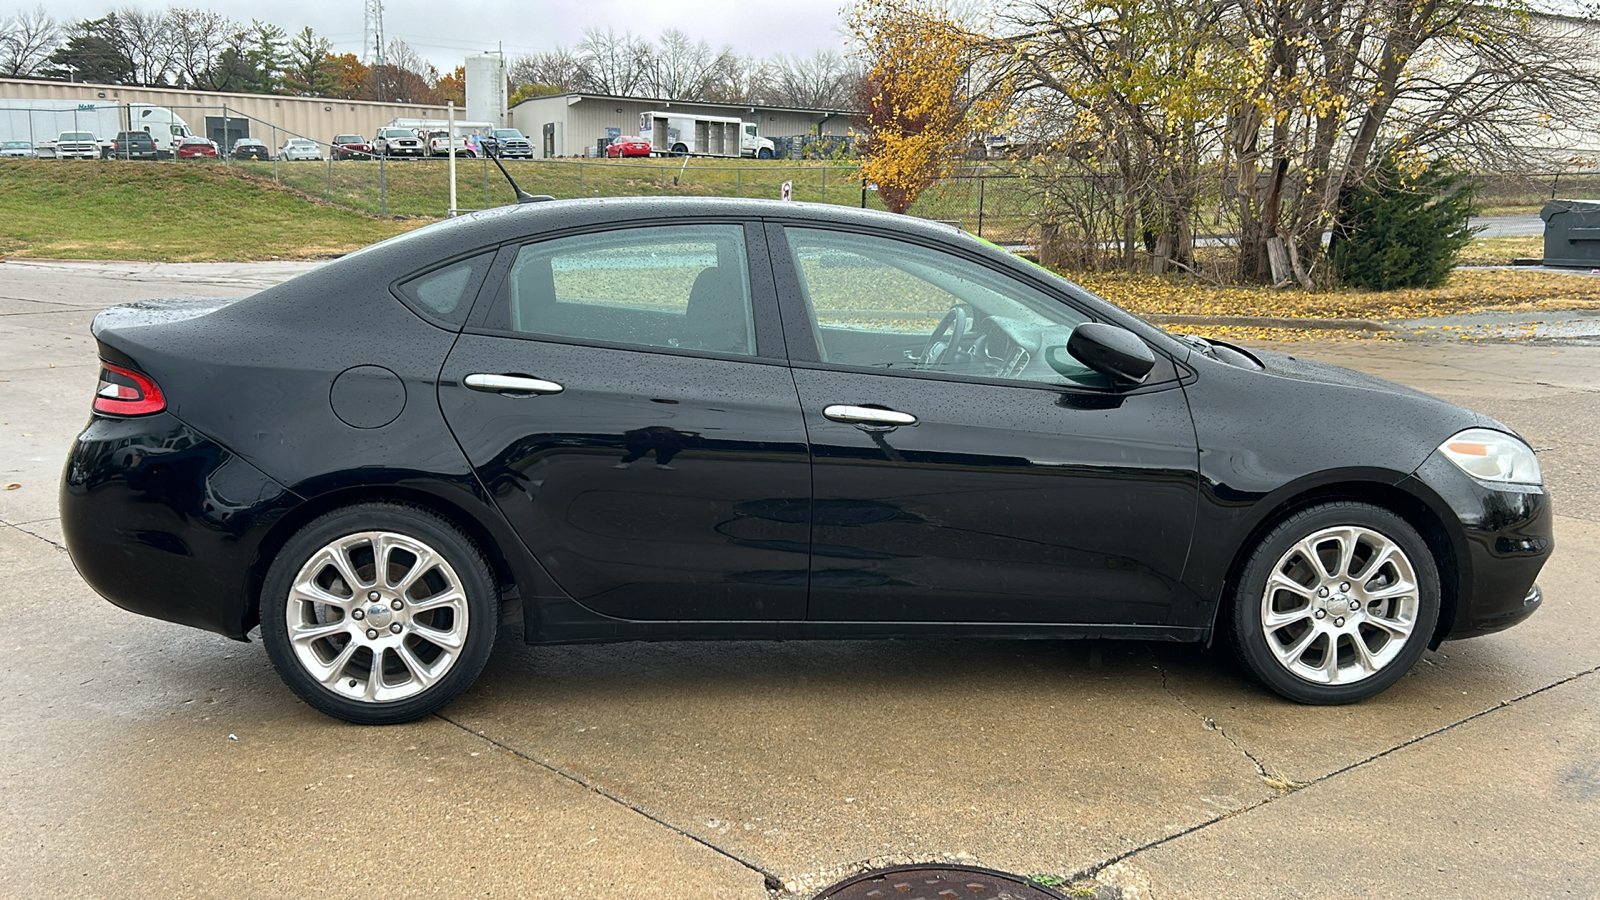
1, 259, 1596, 898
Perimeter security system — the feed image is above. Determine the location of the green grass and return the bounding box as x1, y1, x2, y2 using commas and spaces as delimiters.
228, 156, 1039, 241
0, 159, 422, 261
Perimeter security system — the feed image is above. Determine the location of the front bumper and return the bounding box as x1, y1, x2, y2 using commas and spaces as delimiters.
1404, 452, 1554, 641
60, 413, 300, 639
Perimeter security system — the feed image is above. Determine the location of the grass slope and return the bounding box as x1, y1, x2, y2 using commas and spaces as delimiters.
0, 160, 421, 262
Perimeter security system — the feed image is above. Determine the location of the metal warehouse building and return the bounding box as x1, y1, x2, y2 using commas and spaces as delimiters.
0, 77, 447, 148
507, 92, 854, 158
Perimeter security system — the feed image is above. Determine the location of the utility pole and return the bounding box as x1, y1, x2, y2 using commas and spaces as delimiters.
363, 0, 386, 102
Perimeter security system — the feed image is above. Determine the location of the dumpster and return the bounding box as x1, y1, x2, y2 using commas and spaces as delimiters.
1541, 199, 1600, 268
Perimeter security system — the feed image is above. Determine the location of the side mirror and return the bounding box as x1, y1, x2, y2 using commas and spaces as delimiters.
1063, 322, 1156, 387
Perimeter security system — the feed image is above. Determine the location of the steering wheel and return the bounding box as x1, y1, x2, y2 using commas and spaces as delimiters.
921, 305, 973, 367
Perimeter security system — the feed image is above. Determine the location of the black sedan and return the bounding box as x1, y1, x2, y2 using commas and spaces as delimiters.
61, 198, 1552, 724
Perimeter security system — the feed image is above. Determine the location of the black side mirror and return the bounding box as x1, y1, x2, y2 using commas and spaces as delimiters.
1064, 322, 1156, 387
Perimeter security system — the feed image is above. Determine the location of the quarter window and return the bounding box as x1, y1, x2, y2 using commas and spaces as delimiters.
783, 228, 1105, 387
489, 224, 756, 356
396, 251, 495, 327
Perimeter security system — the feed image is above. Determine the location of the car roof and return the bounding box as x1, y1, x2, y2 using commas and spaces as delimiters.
349, 197, 991, 273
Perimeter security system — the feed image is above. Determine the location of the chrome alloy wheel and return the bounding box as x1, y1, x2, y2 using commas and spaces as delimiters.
1259, 525, 1420, 686
285, 531, 469, 703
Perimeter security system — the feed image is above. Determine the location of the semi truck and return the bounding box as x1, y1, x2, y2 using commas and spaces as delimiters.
0, 100, 197, 158
640, 111, 775, 159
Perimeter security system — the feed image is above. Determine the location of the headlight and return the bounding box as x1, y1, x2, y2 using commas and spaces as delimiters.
1438, 428, 1542, 485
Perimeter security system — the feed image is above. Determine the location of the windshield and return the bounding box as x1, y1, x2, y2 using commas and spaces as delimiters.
62, 132, 93, 141
383, 129, 412, 138
335, 135, 362, 143
495, 130, 523, 139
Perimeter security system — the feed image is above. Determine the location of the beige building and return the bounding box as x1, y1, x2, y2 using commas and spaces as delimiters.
0, 76, 448, 148
508, 92, 854, 158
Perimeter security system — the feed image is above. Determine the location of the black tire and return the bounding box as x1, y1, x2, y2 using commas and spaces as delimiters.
671, 143, 688, 157
757, 148, 772, 160
1229, 501, 1439, 704
260, 502, 498, 724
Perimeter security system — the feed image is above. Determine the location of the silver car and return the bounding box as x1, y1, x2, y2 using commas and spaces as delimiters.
1, 140, 35, 158
278, 138, 323, 162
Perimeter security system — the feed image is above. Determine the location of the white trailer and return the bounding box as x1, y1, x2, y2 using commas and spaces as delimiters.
0, 100, 196, 158
640, 111, 776, 159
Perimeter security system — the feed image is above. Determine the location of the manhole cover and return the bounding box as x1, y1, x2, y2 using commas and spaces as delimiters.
812, 864, 1069, 900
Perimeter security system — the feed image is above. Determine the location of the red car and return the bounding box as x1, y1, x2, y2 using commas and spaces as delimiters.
606, 135, 651, 158
176, 136, 218, 160
331, 134, 374, 160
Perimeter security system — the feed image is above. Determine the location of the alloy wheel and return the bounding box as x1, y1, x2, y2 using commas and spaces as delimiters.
1258, 525, 1420, 685
284, 530, 470, 703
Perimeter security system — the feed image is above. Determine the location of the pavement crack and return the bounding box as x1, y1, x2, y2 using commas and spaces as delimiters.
435, 713, 785, 893
1149, 649, 1296, 792
1, 518, 66, 551
1076, 662, 1600, 884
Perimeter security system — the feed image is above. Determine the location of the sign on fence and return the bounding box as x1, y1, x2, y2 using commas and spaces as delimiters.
781, 180, 792, 201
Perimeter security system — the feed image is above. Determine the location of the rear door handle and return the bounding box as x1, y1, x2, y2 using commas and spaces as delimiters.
823, 404, 917, 427
464, 374, 564, 395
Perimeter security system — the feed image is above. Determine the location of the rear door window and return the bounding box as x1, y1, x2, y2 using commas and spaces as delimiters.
483, 224, 757, 356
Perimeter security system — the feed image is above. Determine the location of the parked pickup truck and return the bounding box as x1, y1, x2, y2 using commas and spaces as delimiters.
425, 130, 476, 157
374, 127, 425, 157
104, 131, 158, 160
482, 128, 533, 159
51, 131, 101, 159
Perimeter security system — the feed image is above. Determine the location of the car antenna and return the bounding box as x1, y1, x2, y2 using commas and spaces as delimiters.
485, 144, 553, 205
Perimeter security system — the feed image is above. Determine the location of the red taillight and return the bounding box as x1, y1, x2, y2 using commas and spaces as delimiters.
93, 362, 165, 416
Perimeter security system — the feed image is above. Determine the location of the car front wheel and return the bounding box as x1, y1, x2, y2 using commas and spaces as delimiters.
260, 503, 498, 724
1229, 502, 1439, 704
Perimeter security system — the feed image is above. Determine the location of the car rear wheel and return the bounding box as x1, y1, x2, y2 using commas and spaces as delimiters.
1229, 502, 1439, 704
260, 503, 498, 724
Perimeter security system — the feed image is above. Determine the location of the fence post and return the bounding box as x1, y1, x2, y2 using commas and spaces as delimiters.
660, 167, 665, 195
822, 166, 827, 204
736, 169, 742, 197
977, 176, 985, 237
326, 156, 332, 202
483, 155, 490, 210
222, 104, 228, 168
380, 154, 387, 216
579, 161, 584, 195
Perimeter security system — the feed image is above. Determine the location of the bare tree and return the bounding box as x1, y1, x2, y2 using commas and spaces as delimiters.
704, 50, 768, 103
374, 37, 439, 103
644, 28, 721, 99
167, 7, 230, 89
112, 6, 172, 86
510, 46, 583, 92
575, 27, 649, 96
983, 0, 1600, 283
0, 6, 61, 78
766, 49, 857, 108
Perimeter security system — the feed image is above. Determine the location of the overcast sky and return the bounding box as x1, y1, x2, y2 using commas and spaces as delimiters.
32, 0, 855, 68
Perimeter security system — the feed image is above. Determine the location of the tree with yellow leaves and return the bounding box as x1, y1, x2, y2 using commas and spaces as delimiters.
849, 0, 1003, 215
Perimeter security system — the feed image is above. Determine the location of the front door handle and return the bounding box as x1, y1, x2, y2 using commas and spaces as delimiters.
464, 374, 564, 395
823, 404, 917, 427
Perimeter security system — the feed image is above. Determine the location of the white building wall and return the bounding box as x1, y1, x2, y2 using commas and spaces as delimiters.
509, 93, 854, 157
0, 77, 448, 146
